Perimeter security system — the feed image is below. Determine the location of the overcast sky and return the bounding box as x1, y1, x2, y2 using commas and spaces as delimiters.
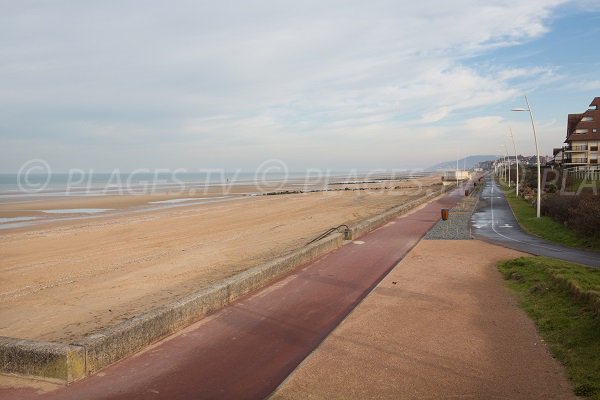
2, 0, 600, 172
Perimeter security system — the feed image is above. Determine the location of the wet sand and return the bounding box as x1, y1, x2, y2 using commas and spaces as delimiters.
0, 175, 439, 219
0, 177, 443, 342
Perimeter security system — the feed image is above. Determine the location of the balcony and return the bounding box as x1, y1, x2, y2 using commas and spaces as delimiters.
564, 158, 588, 165
565, 145, 588, 152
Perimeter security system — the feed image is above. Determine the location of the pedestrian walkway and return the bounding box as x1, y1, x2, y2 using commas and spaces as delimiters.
272, 240, 575, 400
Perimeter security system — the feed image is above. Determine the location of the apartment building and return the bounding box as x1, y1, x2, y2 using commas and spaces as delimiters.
563, 97, 600, 168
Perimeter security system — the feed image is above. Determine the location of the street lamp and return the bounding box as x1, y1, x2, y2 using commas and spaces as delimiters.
503, 141, 511, 187
512, 95, 541, 218
499, 149, 507, 182
509, 128, 519, 196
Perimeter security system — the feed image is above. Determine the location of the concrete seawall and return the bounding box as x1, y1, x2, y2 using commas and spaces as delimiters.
0, 337, 85, 383
72, 233, 345, 375
0, 188, 447, 383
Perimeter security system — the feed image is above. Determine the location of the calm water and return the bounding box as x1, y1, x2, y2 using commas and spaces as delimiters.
0, 170, 431, 198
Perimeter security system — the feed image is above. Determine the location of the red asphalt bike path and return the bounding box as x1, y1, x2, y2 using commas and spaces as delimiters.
4, 188, 463, 400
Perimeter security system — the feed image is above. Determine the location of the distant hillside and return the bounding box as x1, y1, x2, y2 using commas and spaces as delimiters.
428, 155, 497, 171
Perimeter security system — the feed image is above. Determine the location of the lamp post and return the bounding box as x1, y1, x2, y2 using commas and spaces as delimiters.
509, 128, 519, 196
502, 154, 505, 182
456, 150, 459, 188
512, 95, 541, 218
499, 149, 507, 182
503, 141, 511, 187
495, 156, 500, 176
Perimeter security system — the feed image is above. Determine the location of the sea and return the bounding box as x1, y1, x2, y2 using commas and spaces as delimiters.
0, 170, 432, 199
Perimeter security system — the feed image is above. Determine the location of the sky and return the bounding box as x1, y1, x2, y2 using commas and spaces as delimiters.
1, 0, 600, 172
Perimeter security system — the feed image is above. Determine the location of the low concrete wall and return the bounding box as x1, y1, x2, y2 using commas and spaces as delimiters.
73, 232, 345, 374
0, 337, 85, 383
1, 187, 448, 382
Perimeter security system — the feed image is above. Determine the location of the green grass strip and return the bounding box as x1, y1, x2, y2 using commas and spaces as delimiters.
499, 256, 600, 399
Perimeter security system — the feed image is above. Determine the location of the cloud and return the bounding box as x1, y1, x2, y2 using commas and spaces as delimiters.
421, 107, 451, 124
0, 0, 579, 170
563, 79, 600, 92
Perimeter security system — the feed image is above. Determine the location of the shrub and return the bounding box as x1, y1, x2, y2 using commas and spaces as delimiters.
541, 195, 581, 224
520, 167, 538, 191
521, 186, 535, 201
569, 195, 600, 238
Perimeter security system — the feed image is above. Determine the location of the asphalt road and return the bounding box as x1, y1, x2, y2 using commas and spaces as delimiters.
471, 176, 600, 268
2, 188, 463, 400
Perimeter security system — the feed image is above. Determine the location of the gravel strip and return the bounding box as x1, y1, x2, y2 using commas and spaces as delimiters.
425, 188, 480, 240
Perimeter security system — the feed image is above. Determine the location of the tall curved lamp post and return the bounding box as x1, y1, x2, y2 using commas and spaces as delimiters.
503, 150, 507, 182
512, 95, 541, 218
509, 128, 519, 196
503, 141, 511, 187
499, 148, 507, 182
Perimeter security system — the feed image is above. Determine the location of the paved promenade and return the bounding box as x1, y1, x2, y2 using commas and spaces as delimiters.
272, 240, 575, 399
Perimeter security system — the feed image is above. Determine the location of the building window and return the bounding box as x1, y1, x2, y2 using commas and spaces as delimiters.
581, 116, 594, 122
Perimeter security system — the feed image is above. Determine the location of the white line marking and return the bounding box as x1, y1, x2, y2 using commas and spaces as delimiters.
489, 180, 557, 251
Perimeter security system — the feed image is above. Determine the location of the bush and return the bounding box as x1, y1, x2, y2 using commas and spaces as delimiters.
541, 194, 600, 238
521, 186, 535, 201
541, 195, 581, 224
517, 167, 581, 194
521, 166, 538, 191
569, 195, 600, 239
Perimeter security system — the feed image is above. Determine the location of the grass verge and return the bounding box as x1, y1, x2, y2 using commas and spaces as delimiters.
499, 256, 600, 399
498, 181, 600, 251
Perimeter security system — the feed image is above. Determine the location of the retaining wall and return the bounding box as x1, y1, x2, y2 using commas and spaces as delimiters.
72, 233, 344, 374
0, 337, 85, 383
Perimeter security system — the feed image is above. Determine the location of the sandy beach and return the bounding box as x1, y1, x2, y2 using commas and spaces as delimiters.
0, 175, 443, 343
